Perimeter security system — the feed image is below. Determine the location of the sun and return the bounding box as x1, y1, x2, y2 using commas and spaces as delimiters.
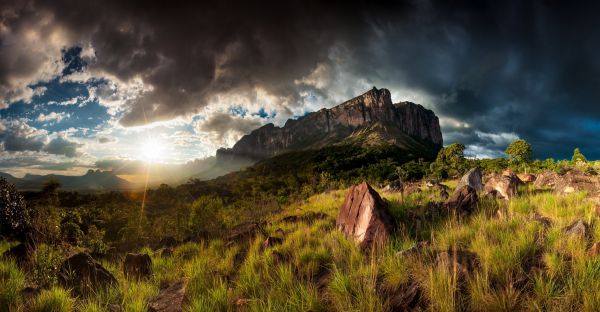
140, 138, 165, 162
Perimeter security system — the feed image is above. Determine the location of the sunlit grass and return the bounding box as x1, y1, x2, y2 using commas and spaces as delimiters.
4, 181, 600, 311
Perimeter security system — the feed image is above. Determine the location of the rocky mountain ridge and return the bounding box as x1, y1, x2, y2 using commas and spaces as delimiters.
217, 87, 442, 161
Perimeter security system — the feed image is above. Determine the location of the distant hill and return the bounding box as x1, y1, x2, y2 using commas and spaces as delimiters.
1, 170, 134, 191
217, 87, 443, 163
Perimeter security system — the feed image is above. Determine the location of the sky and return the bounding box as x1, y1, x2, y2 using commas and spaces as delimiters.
1, 0, 600, 179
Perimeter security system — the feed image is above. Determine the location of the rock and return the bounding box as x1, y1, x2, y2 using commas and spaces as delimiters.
530, 212, 552, 228
483, 172, 519, 200
157, 236, 179, 249
534, 171, 560, 188
382, 179, 403, 193
336, 182, 395, 249
148, 280, 187, 312
396, 241, 430, 257
564, 220, 589, 238
588, 243, 600, 257
226, 222, 265, 246
183, 231, 211, 244
271, 250, 289, 265
20, 287, 40, 301
274, 228, 285, 237
445, 185, 478, 215
553, 169, 600, 196
518, 173, 537, 183
235, 298, 252, 307
217, 87, 443, 161
1, 243, 30, 266
281, 212, 328, 224
123, 253, 152, 280
58, 253, 117, 296
160, 248, 173, 258
435, 249, 478, 280
456, 168, 483, 192
426, 181, 450, 199
387, 281, 423, 311
261, 236, 283, 251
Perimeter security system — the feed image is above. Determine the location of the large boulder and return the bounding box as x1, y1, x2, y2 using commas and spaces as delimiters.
58, 253, 117, 295
456, 168, 483, 192
123, 253, 152, 280
553, 169, 600, 196
483, 172, 520, 200
336, 182, 395, 249
445, 185, 478, 215
148, 280, 187, 312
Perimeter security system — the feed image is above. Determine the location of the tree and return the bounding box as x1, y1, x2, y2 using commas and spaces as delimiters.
505, 139, 532, 164
0, 178, 31, 241
435, 143, 465, 166
572, 148, 587, 163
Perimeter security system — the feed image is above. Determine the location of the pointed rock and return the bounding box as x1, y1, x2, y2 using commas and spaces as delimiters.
445, 185, 478, 215
564, 219, 589, 238
456, 168, 483, 192
336, 182, 395, 249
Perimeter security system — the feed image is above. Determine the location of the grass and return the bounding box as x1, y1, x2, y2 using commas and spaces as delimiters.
31, 287, 73, 312
0, 259, 25, 312
4, 183, 600, 311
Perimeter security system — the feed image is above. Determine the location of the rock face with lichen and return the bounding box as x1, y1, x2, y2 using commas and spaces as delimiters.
217, 87, 442, 161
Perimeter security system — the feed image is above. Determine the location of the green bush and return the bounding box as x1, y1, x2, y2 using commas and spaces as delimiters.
0, 178, 31, 241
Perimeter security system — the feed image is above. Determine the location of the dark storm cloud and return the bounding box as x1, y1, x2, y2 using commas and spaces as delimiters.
198, 113, 262, 140
3, 0, 600, 158
0, 120, 46, 152
43, 137, 83, 157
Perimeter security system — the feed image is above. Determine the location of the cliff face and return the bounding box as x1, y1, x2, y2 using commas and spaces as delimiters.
217, 87, 443, 161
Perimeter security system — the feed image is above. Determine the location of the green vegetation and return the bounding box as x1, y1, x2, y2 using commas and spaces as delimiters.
506, 139, 533, 164
4, 182, 600, 311
573, 147, 588, 163
3, 139, 600, 311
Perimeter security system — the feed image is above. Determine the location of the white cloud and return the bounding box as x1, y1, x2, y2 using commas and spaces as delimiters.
36, 112, 70, 123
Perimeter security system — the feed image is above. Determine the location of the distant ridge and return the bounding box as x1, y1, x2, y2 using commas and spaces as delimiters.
217, 87, 443, 162
1, 170, 134, 191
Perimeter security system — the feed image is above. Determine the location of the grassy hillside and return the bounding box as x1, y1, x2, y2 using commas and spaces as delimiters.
3, 180, 600, 311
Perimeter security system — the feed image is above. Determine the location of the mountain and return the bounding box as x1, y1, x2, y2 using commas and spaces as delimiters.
2, 170, 134, 191
216, 87, 442, 162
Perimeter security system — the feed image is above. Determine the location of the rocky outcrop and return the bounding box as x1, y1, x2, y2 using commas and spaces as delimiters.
336, 182, 395, 249
217, 87, 442, 161
58, 253, 117, 296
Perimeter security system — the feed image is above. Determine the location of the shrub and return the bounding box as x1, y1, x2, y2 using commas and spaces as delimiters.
0, 178, 31, 241
31, 244, 65, 288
